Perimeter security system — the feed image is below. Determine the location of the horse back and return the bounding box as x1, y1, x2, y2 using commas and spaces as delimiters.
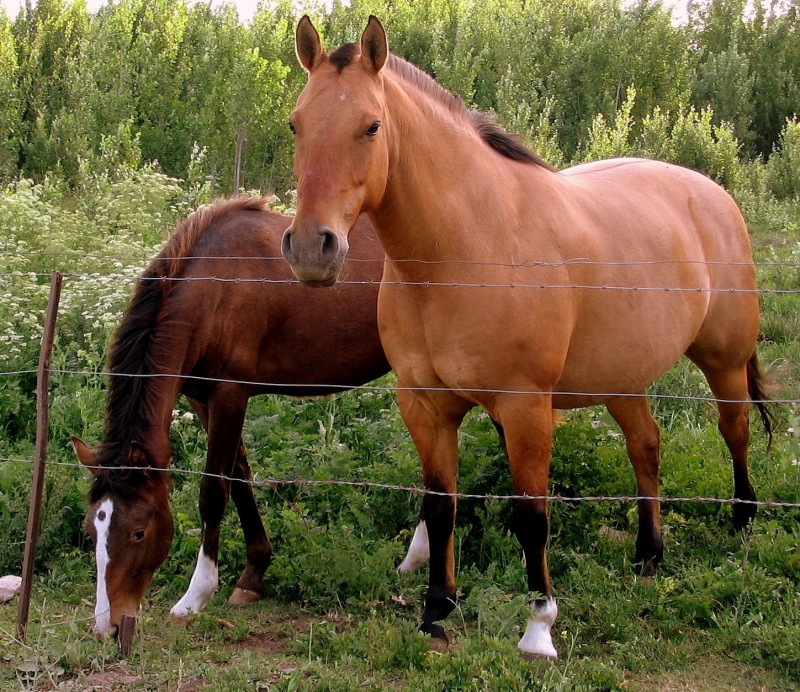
162, 201, 388, 398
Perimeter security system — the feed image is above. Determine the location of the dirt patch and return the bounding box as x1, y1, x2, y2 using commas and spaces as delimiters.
624, 655, 798, 691
51, 663, 201, 691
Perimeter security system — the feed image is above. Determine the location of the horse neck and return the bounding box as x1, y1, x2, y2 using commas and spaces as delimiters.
102, 309, 192, 471
105, 371, 183, 470
374, 76, 527, 266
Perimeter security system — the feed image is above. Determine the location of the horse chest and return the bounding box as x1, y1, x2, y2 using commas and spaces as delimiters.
378, 284, 567, 392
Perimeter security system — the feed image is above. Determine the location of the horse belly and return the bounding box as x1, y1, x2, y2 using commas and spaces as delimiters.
379, 282, 572, 401
553, 285, 709, 406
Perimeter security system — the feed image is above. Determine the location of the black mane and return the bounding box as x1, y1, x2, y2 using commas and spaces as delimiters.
327, 47, 554, 170
89, 198, 268, 495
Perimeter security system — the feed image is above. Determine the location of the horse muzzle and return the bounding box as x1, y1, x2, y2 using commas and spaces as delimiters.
281, 224, 348, 287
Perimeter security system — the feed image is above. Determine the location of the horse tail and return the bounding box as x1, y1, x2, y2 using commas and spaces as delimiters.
747, 352, 774, 450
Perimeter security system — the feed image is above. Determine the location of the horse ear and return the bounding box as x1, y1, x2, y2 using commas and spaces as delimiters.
360, 15, 388, 74
295, 15, 326, 72
71, 435, 102, 477
129, 441, 150, 468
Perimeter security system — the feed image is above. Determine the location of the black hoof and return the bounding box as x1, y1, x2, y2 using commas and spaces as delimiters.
634, 543, 663, 577
636, 555, 659, 578
732, 500, 757, 532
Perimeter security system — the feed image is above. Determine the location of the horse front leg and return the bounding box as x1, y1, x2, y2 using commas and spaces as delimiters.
398, 418, 507, 574
606, 396, 664, 575
397, 387, 469, 649
493, 394, 558, 659
170, 394, 247, 617
228, 438, 272, 605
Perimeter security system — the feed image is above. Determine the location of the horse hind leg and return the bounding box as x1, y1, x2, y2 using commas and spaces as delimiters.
605, 396, 664, 576
694, 359, 760, 530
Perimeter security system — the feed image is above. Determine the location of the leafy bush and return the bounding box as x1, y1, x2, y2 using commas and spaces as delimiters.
766, 118, 800, 201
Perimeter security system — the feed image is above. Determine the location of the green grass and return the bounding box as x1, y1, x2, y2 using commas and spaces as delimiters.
2, 500, 798, 689
2, 392, 799, 689
1, 150, 799, 689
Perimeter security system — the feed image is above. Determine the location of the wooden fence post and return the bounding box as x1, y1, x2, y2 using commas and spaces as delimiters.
16, 271, 63, 642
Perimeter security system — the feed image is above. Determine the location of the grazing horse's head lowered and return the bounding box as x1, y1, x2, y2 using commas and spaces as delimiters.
73, 437, 173, 638
71, 200, 393, 648
281, 16, 390, 286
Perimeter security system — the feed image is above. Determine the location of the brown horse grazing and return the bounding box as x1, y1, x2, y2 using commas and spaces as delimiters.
71, 198, 392, 639
281, 16, 772, 659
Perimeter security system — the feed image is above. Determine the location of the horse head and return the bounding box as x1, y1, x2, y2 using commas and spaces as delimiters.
72, 436, 173, 639
281, 15, 390, 287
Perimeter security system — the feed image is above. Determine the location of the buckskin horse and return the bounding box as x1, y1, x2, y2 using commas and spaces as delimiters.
280, 16, 772, 658
73, 198, 397, 639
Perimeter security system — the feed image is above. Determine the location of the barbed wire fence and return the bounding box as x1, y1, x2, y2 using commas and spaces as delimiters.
4, 260, 800, 641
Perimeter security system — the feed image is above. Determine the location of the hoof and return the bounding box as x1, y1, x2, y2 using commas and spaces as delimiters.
520, 648, 557, 662
427, 636, 449, 653
167, 612, 191, 627
228, 587, 261, 606
637, 556, 659, 578
422, 622, 449, 652
518, 599, 558, 660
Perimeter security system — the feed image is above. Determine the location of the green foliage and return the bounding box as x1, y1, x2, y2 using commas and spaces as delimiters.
0, 17, 22, 184
633, 104, 744, 188
0, 1, 798, 687
581, 86, 637, 162
766, 117, 800, 201
0, 167, 195, 573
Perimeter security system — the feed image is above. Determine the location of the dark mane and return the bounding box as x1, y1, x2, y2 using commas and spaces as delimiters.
468, 110, 556, 170
90, 197, 270, 493
386, 54, 554, 170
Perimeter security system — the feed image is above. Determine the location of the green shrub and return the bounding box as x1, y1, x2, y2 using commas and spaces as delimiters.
766, 118, 800, 201
669, 106, 742, 189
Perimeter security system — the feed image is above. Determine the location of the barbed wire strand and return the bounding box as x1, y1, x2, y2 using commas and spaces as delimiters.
2, 457, 799, 509
38, 369, 800, 405
0, 367, 798, 405
2, 270, 799, 294
1, 250, 799, 269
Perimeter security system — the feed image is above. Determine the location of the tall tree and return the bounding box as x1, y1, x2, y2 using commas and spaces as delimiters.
0, 16, 22, 182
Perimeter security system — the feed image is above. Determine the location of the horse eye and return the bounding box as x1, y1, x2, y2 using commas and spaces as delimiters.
132, 529, 146, 542
365, 121, 381, 137
288, 121, 296, 135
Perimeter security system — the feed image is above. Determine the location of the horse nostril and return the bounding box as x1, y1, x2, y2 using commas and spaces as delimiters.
320, 228, 339, 260
281, 227, 295, 261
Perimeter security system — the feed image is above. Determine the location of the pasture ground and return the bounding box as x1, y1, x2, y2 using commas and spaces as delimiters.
2, 390, 799, 689
1, 164, 798, 691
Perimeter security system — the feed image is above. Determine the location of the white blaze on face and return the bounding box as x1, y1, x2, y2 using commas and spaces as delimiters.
92, 498, 114, 636
170, 543, 219, 618
397, 520, 430, 573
